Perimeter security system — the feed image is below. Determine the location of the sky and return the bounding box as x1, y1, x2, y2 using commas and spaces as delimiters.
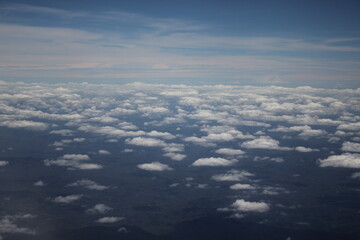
0, 0, 360, 87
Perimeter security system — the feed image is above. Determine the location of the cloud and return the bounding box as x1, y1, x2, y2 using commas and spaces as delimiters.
319, 153, 360, 168
0, 161, 8, 167
50, 129, 74, 136
96, 217, 124, 223
241, 136, 291, 150
253, 156, 284, 163
215, 148, 245, 155
125, 137, 166, 147
211, 170, 254, 181
67, 179, 109, 190
163, 152, 186, 161
137, 162, 173, 171
341, 142, 360, 152
295, 146, 319, 152
230, 183, 256, 190
146, 130, 176, 140
33, 180, 45, 186
98, 150, 111, 155
86, 204, 113, 214
337, 122, 360, 131
0, 214, 36, 236
192, 157, 237, 167
0, 120, 48, 131
44, 154, 103, 170
53, 194, 83, 203
231, 199, 270, 212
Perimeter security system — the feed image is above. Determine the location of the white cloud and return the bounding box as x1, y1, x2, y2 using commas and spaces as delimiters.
146, 131, 176, 140
319, 153, 360, 168
44, 154, 103, 170
33, 180, 44, 186
0, 120, 48, 131
50, 129, 74, 136
0, 215, 36, 236
86, 204, 113, 214
125, 137, 166, 147
215, 148, 245, 155
137, 162, 173, 171
342, 142, 360, 152
253, 156, 284, 163
211, 170, 254, 181
53, 194, 83, 203
98, 150, 111, 155
231, 199, 269, 212
163, 152, 186, 161
96, 217, 124, 223
295, 146, 319, 152
192, 157, 237, 167
241, 136, 291, 150
230, 183, 256, 190
0, 161, 8, 167
298, 129, 327, 137
337, 122, 360, 131
67, 179, 109, 190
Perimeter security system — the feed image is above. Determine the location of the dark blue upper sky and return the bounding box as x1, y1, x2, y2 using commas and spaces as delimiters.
0, 0, 359, 87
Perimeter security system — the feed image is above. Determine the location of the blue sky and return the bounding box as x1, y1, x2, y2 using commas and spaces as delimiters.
0, 0, 359, 87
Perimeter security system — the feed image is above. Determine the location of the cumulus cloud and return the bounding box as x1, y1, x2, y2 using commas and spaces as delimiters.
98, 150, 111, 155
50, 129, 74, 136
0, 214, 36, 236
231, 199, 269, 212
215, 148, 245, 155
68, 179, 109, 190
230, 183, 256, 190
86, 204, 113, 214
44, 154, 103, 170
96, 217, 124, 223
319, 153, 360, 168
337, 122, 360, 131
125, 137, 166, 147
295, 146, 319, 152
146, 130, 176, 140
0, 120, 48, 131
192, 157, 237, 167
53, 194, 83, 204
0, 161, 8, 167
163, 152, 186, 161
342, 142, 360, 152
33, 180, 45, 187
211, 170, 254, 181
241, 136, 291, 150
137, 162, 173, 171
253, 156, 284, 162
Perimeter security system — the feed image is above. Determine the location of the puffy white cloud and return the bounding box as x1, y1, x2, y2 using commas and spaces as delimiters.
98, 150, 111, 155
270, 125, 312, 132
295, 146, 319, 152
53, 194, 83, 203
33, 180, 45, 187
137, 162, 173, 171
146, 130, 176, 140
50, 129, 74, 136
298, 129, 327, 138
67, 179, 109, 190
253, 156, 284, 163
86, 204, 113, 214
192, 157, 237, 167
342, 142, 360, 152
241, 137, 291, 150
337, 122, 360, 131
163, 152, 186, 161
0, 214, 36, 236
319, 153, 360, 168
0, 120, 48, 131
0, 161, 8, 167
125, 137, 166, 147
44, 154, 103, 170
96, 216, 124, 223
215, 148, 245, 155
211, 170, 254, 181
231, 199, 269, 212
230, 183, 256, 190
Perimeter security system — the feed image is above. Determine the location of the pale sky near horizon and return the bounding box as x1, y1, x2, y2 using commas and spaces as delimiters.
0, 0, 359, 88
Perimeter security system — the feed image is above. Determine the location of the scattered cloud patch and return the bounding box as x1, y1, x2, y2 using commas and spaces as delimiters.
86, 204, 113, 214
0, 161, 8, 167
319, 153, 360, 168
192, 157, 237, 167
342, 142, 360, 152
96, 217, 124, 223
137, 162, 173, 171
53, 194, 83, 204
211, 170, 254, 181
68, 179, 109, 190
215, 148, 245, 155
295, 146, 319, 152
241, 137, 291, 150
